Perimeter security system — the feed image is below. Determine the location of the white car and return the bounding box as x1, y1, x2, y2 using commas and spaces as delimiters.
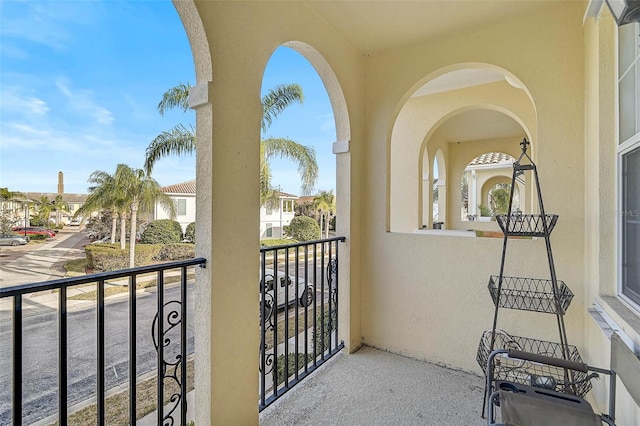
260, 268, 314, 309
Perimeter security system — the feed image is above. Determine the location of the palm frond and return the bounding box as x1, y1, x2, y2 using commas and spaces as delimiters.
158, 83, 191, 116
262, 137, 318, 195
144, 124, 195, 174
261, 84, 304, 132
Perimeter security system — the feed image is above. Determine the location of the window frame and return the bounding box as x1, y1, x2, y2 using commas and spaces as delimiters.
176, 198, 187, 216
616, 22, 640, 311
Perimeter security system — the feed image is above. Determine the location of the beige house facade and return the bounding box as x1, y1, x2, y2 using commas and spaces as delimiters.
170, 1, 640, 424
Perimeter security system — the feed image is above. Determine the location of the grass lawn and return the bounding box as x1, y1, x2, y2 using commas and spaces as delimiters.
49, 358, 194, 425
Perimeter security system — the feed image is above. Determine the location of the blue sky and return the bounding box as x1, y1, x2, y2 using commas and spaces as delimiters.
0, 0, 336, 197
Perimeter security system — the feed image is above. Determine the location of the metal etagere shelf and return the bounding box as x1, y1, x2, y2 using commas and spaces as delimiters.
477, 139, 592, 407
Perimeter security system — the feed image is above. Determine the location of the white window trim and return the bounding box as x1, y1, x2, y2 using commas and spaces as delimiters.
615, 22, 640, 312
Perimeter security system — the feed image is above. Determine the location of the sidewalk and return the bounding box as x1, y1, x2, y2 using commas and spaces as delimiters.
0, 229, 89, 289
0, 230, 94, 320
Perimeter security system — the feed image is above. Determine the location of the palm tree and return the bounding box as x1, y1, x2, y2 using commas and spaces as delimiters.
489, 183, 511, 216
112, 164, 176, 268
75, 169, 125, 245
52, 195, 70, 226
313, 190, 336, 239
144, 83, 318, 203
77, 165, 176, 268
32, 196, 54, 227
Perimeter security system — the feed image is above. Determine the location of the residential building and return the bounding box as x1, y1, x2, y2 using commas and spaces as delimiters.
156, 179, 298, 238
155, 180, 197, 233
259, 192, 297, 239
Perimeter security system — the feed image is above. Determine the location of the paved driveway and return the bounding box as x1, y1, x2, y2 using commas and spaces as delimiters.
0, 229, 91, 288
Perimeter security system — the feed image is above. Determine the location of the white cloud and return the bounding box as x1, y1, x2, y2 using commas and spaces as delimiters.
0, 1, 101, 53
0, 86, 50, 116
55, 78, 115, 125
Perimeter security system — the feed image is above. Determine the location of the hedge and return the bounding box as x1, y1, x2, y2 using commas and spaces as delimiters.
154, 243, 196, 261
85, 244, 162, 272
141, 219, 183, 244
184, 222, 195, 243
284, 216, 320, 241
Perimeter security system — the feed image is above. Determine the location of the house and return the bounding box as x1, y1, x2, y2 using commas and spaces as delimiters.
173, 1, 639, 423
155, 180, 197, 233
259, 192, 297, 239
156, 179, 297, 238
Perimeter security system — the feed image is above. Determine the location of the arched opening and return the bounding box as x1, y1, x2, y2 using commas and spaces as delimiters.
389, 64, 536, 233
461, 152, 520, 221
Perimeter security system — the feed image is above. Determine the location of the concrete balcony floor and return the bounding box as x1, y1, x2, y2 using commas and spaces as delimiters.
260, 345, 487, 425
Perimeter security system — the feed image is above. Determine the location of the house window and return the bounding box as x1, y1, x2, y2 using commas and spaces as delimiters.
618, 22, 640, 308
177, 199, 187, 216
283, 200, 294, 212
266, 206, 273, 215
266, 223, 273, 238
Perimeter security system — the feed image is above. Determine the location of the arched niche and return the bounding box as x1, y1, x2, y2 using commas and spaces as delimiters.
389, 63, 537, 233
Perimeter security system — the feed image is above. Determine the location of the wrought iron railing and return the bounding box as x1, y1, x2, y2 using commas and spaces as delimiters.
259, 236, 346, 410
0, 258, 206, 426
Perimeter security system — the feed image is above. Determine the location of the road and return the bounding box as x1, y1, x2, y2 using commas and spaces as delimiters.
0, 234, 335, 425
0, 282, 194, 425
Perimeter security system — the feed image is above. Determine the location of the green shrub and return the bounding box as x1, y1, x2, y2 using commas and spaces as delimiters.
184, 222, 195, 243
155, 243, 195, 261
85, 244, 162, 271
284, 216, 320, 241
275, 352, 310, 387
28, 234, 47, 241
260, 238, 297, 247
141, 220, 182, 244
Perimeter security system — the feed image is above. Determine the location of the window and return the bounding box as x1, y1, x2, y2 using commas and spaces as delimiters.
266, 206, 273, 215
177, 199, 187, 216
283, 200, 294, 213
266, 223, 273, 238
618, 22, 640, 307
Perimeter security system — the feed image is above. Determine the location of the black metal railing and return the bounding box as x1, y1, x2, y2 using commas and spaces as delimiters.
0, 257, 206, 426
259, 236, 346, 410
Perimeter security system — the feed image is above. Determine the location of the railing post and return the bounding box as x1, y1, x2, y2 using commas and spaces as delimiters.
13, 295, 23, 426
59, 286, 68, 425
97, 279, 105, 426
129, 274, 137, 425
157, 270, 164, 426
181, 266, 188, 425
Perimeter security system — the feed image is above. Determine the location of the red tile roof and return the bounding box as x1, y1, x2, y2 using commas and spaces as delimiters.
162, 180, 196, 194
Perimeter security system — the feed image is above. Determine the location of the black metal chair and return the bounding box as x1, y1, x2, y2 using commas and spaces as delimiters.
486, 349, 617, 426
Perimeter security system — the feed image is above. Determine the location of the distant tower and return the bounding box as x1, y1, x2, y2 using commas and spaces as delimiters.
58, 171, 64, 194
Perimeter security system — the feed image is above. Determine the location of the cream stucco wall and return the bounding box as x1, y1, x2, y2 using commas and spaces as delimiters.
176, 1, 364, 423
174, 0, 639, 424
390, 81, 534, 232
365, 2, 586, 373
583, 11, 640, 425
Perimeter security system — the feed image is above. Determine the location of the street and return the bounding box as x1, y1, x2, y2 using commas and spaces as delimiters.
0, 231, 336, 425
0, 282, 193, 425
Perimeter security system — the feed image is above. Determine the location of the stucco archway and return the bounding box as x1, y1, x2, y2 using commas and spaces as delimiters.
390, 63, 537, 233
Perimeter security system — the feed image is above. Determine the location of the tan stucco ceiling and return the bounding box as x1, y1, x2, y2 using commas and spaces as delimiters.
304, 1, 560, 55
437, 109, 525, 143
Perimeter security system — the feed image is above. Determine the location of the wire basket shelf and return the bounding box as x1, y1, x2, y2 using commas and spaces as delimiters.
495, 214, 558, 236
476, 330, 592, 398
488, 276, 573, 314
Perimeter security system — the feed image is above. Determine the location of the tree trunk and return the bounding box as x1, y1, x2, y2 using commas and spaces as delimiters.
129, 203, 138, 268
110, 215, 118, 244
120, 214, 127, 250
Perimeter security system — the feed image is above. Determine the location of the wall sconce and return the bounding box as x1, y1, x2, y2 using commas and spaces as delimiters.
605, 0, 640, 25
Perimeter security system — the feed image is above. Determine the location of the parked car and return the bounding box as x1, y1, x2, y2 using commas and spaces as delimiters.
260, 268, 315, 309
12, 227, 56, 238
0, 234, 29, 246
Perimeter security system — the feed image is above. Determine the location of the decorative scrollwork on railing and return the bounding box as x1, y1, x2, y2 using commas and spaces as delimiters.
152, 300, 185, 425
259, 273, 277, 375
327, 257, 338, 335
